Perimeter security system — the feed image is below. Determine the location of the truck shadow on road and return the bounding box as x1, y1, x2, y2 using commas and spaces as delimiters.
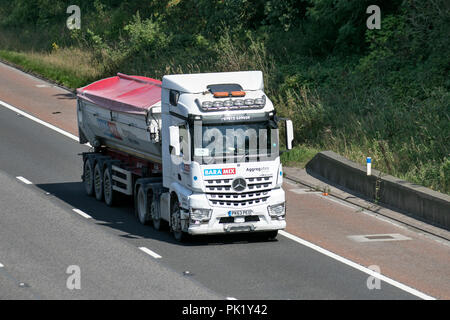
36, 181, 278, 246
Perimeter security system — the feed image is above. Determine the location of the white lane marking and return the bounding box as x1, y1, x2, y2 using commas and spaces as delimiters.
226, 297, 237, 300
279, 230, 435, 300
289, 188, 322, 195
72, 208, 92, 219
35, 84, 51, 88
0, 262, 4, 268
0, 99, 79, 142
0, 96, 435, 300
348, 234, 412, 242
16, 176, 33, 184
139, 247, 162, 259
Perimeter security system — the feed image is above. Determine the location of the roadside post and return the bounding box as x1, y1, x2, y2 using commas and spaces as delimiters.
367, 157, 372, 176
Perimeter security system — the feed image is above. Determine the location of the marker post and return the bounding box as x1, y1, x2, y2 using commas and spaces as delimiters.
367, 157, 372, 176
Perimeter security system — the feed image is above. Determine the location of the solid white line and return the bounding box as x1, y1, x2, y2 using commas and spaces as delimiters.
139, 247, 162, 259
72, 208, 92, 219
0, 99, 79, 142
16, 176, 33, 185
279, 230, 435, 300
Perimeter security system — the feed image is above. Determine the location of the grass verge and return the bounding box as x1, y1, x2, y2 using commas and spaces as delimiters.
0, 48, 103, 89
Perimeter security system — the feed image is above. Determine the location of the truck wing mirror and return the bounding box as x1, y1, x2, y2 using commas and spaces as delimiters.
169, 126, 180, 156
169, 90, 180, 106
285, 119, 294, 150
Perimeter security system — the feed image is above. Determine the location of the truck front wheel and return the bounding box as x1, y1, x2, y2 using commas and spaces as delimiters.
150, 194, 166, 230
171, 201, 187, 242
136, 187, 150, 225
262, 230, 278, 241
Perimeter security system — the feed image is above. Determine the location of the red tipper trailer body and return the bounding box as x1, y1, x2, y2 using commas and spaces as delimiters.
77, 73, 162, 115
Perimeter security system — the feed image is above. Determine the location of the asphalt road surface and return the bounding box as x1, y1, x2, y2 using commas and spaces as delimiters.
0, 105, 419, 300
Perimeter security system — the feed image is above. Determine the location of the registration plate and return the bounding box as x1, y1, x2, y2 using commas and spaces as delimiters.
228, 209, 253, 217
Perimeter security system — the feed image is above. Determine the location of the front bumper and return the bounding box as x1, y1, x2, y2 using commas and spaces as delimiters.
186, 188, 286, 235
188, 219, 286, 235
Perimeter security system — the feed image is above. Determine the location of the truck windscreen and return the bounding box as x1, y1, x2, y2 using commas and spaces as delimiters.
192, 122, 279, 164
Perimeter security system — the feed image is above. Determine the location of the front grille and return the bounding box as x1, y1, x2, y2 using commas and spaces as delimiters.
205, 176, 273, 207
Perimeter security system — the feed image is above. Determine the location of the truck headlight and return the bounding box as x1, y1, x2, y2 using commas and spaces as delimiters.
190, 208, 212, 222
268, 203, 285, 218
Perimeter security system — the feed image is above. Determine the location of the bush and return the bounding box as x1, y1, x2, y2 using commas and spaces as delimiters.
0, 0, 447, 194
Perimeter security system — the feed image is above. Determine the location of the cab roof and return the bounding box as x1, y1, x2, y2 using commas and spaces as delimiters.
162, 71, 263, 93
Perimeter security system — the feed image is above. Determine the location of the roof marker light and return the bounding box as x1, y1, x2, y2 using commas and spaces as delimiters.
231, 91, 245, 97
213, 92, 229, 98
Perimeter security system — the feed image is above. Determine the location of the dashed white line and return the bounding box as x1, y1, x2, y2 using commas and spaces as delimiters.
72, 208, 92, 219
226, 297, 237, 300
279, 230, 435, 300
0, 262, 4, 268
139, 247, 162, 259
16, 176, 33, 185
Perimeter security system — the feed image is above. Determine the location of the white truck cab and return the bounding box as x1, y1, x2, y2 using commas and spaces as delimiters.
160, 71, 293, 240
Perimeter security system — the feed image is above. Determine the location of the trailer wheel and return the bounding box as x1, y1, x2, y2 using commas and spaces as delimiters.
171, 201, 187, 242
103, 167, 117, 207
83, 159, 94, 196
136, 187, 150, 225
93, 162, 103, 201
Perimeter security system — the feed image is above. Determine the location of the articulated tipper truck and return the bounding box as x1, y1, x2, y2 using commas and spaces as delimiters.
77, 71, 294, 241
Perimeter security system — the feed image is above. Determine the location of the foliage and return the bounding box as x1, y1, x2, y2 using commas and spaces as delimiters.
0, 0, 448, 193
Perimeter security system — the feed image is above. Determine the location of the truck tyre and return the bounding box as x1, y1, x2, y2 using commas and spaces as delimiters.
93, 162, 103, 201
264, 230, 278, 240
83, 159, 94, 196
136, 187, 150, 225
103, 167, 117, 207
171, 201, 187, 242
150, 193, 165, 231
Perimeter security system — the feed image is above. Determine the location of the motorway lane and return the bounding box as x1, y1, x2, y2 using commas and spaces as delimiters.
0, 170, 221, 299
0, 106, 417, 299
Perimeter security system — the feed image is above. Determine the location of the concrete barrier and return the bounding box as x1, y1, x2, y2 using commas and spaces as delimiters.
305, 151, 450, 230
